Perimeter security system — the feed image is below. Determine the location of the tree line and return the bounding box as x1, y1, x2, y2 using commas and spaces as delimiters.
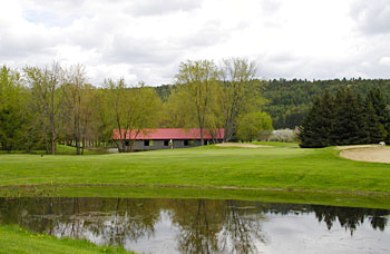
261, 78, 390, 129
299, 87, 390, 147
0, 59, 272, 154
157, 78, 390, 130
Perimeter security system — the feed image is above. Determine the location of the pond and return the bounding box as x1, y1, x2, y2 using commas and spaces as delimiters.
0, 197, 389, 253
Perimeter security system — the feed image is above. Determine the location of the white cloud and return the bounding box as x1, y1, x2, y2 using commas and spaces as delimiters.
379, 57, 390, 66
1, 0, 390, 85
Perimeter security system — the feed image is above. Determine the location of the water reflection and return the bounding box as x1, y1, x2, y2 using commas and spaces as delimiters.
0, 198, 388, 254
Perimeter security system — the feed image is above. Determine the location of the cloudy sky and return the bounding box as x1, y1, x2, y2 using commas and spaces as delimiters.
1, 0, 390, 85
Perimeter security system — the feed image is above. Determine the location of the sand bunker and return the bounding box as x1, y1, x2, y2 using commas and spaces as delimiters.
338, 145, 390, 164
215, 143, 272, 148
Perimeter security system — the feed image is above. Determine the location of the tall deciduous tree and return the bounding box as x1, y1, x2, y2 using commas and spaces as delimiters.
25, 63, 63, 154
220, 58, 259, 141
60, 64, 89, 154
106, 79, 162, 152
176, 60, 221, 144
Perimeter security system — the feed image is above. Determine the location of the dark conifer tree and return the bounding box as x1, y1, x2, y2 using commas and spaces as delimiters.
364, 100, 384, 143
330, 88, 366, 145
367, 88, 388, 124
355, 94, 370, 144
300, 91, 334, 148
366, 87, 389, 143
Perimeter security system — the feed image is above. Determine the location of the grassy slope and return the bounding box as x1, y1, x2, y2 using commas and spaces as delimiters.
0, 145, 389, 208
0, 225, 131, 254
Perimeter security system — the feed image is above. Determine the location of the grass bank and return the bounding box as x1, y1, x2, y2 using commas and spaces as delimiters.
0, 225, 131, 254
0, 145, 389, 208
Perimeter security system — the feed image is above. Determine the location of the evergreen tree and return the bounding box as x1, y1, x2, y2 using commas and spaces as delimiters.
300, 91, 334, 148
364, 100, 384, 143
366, 88, 389, 143
331, 88, 365, 145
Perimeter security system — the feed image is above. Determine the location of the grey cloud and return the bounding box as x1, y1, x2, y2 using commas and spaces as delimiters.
104, 34, 181, 65
351, 0, 390, 35
261, 50, 390, 81
261, 0, 282, 14
182, 20, 230, 48
0, 28, 55, 60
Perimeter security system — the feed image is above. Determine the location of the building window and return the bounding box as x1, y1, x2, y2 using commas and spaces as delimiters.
125, 140, 130, 146
164, 140, 169, 146
144, 140, 150, 146
204, 140, 208, 145
184, 140, 189, 146
189, 140, 195, 146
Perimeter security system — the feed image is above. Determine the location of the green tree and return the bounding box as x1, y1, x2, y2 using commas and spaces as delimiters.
220, 58, 260, 141
331, 88, 366, 145
365, 88, 389, 143
236, 111, 273, 142
300, 91, 334, 148
25, 63, 63, 154
59, 64, 90, 154
0, 66, 29, 152
176, 60, 221, 144
160, 86, 194, 128
364, 100, 384, 143
106, 80, 162, 152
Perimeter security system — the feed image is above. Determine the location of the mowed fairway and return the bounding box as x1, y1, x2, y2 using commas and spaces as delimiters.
0, 145, 389, 202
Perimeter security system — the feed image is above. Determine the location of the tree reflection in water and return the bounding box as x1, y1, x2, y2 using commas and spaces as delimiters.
0, 197, 388, 253
218, 200, 266, 254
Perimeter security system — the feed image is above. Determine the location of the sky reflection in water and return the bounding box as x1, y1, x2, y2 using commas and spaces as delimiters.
0, 198, 389, 254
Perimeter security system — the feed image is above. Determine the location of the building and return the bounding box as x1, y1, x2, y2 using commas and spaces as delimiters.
112, 128, 224, 151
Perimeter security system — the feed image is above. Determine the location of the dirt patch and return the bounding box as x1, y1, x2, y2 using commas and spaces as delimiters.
339, 146, 390, 164
336, 144, 380, 150
215, 143, 272, 148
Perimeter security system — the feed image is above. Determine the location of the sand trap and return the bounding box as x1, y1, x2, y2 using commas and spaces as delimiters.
338, 145, 390, 164
215, 143, 272, 148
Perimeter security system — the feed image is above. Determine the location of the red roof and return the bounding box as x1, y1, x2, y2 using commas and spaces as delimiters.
112, 128, 224, 140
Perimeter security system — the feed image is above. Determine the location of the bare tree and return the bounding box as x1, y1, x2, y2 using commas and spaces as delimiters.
61, 64, 87, 155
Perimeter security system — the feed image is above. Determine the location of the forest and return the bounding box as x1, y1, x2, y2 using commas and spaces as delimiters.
1, 59, 390, 153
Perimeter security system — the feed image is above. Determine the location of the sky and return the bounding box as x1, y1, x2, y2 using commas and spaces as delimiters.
1, 0, 390, 86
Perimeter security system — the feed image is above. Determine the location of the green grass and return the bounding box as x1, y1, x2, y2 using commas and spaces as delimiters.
0, 225, 131, 254
0, 145, 389, 208
1, 144, 388, 253
252, 141, 299, 147
0, 145, 107, 155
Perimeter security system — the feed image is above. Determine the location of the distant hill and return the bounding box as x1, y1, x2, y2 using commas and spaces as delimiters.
154, 79, 390, 129
262, 79, 390, 128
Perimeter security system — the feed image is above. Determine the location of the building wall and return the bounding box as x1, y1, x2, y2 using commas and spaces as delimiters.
129, 139, 221, 151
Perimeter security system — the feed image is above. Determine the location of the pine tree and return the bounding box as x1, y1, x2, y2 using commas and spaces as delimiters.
366, 88, 388, 143
364, 100, 384, 143
300, 91, 334, 148
331, 88, 365, 145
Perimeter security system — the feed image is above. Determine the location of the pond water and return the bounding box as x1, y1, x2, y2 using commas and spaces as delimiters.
0, 197, 389, 254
